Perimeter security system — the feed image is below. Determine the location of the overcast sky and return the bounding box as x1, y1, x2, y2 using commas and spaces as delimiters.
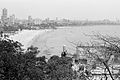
0, 0, 119, 20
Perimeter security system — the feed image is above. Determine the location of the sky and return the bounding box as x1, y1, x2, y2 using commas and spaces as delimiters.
0, 0, 120, 20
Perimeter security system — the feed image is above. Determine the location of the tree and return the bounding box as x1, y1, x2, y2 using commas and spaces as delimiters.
0, 38, 23, 80
47, 55, 74, 80
0, 38, 76, 80
77, 34, 120, 80
0, 38, 48, 80
16, 45, 47, 80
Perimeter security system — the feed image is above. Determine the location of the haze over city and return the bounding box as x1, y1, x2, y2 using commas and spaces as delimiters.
0, 0, 120, 20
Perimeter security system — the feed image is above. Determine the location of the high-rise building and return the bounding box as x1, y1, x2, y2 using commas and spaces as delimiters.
1, 8, 8, 22
28, 16, 33, 25
9, 14, 15, 24
28, 16, 32, 22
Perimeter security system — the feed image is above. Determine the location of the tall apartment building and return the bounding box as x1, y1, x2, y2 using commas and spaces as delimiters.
28, 16, 32, 22
9, 14, 15, 24
1, 8, 8, 23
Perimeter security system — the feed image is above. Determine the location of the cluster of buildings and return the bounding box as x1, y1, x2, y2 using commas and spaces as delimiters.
0, 8, 43, 27
0, 8, 15, 26
0, 8, 120, 30
0, 8, 70, 28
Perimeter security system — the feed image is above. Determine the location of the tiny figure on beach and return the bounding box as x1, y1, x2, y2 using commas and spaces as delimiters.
61, 45, 68, 57
0, 31, 3, 37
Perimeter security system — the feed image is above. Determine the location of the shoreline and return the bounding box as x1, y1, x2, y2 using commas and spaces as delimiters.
9, 29, 52, 49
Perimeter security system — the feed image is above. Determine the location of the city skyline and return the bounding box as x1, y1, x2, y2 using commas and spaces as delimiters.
0, 8, 120, 22
0, 0, 120, 20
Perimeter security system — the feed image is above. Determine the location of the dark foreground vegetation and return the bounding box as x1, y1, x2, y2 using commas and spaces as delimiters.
0, 38, 74, 80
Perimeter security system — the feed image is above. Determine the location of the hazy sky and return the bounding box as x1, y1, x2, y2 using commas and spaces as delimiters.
0, 0, 120, 20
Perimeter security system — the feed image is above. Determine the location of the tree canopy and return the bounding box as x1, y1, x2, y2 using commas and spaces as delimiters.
0, 38, 74, 80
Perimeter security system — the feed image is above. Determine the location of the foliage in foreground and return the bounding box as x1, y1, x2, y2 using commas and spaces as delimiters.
0, 38, 74, 80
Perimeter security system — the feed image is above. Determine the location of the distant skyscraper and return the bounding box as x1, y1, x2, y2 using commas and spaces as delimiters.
1, 8, 8, 23
28, 16, 34, 25
28, 16, 32, 22
9, 14, 15, 24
